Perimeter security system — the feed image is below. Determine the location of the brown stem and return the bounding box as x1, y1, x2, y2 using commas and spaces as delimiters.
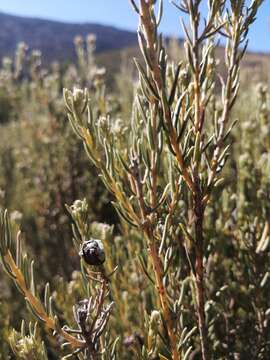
193, 194, 209, 360
129, 136, 179, 357
148, 239, 180, 360
190, 6, 208, 352
149, 102, 180, 360
133, 173, 180, 358
4, 251, 85, 349
203, 28, 239, 206
139, 0, 195, 194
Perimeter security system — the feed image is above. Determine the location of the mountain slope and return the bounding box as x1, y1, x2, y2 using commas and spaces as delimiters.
0, 12, 138, 62
0, 11, 269, 77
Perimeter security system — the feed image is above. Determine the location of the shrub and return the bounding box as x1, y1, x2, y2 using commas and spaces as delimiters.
0, 1, 268, 359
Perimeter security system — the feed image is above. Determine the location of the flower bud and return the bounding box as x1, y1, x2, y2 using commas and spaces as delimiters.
73, 87, 85, 107
149, 310, 161, 331
179, 68, 190, 88
74, 35, 83, 46
87, 34, 97, 46
63, 87, 88, 115
79, 238, 105, 266
70, 199, 88, 218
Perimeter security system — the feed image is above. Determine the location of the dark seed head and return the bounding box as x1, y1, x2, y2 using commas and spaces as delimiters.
79, 238, 105, 266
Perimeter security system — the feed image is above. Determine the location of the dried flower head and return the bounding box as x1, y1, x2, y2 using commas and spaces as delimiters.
79, 239, 105, 266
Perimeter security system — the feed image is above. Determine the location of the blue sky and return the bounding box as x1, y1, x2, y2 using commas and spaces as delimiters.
0, 0, 269, 52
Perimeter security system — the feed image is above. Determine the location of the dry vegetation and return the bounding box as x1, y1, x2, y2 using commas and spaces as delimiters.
0, 1, 269, 359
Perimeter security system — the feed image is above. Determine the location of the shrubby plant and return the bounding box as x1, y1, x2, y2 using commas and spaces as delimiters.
0, 0, 269, 359
0, 35, 118, 277
0, 34, 119, 358
9, 321, 48, 360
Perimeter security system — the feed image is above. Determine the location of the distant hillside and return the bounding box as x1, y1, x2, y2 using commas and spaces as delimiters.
0, 12, 138, 62
0, 11, 269, 79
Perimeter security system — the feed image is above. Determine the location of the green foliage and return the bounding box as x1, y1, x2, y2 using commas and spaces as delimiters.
0, 36, 118, 280
0, 1, 269, 359
9, 321, 48, 360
